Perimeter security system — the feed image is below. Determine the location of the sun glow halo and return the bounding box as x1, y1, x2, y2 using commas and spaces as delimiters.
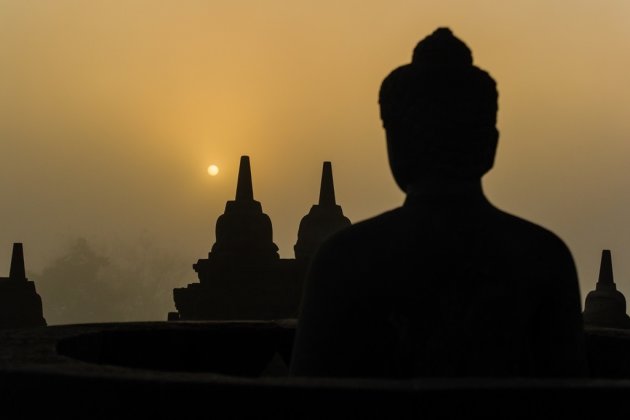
207, 164, 219, 176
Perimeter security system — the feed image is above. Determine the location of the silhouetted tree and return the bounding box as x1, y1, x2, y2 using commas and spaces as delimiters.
32, 236, 189, 324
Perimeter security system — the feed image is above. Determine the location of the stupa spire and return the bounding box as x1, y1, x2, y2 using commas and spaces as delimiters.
9, 243, 26, 281
318, 161, 336, 206
597, 250, 615, 290
235, 155, 254, 201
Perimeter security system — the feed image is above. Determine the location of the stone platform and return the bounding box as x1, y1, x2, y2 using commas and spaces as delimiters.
0, 321, 629, 418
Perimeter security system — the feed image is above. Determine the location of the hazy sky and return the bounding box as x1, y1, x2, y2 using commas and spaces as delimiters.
1, 1, 630, 322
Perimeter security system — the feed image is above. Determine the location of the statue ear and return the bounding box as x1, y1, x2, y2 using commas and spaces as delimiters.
386, 134, 410, 193
483, 128, 499, 175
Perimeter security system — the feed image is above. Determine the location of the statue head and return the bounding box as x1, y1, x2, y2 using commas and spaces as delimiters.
379, 28, 498, 192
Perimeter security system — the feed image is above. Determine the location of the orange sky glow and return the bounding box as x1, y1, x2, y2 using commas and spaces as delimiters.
1, 1, 630, 323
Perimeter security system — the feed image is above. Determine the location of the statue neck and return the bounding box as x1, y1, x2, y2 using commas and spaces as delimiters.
407, 177, 483, 195
404, 178, 489, 207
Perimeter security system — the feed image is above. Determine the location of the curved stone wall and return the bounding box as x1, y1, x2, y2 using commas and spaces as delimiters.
1, 322, 629, 418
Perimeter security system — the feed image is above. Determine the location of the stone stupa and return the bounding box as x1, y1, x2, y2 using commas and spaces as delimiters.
294, 161, 351, 262
583, 250, 630, 329
0, 243, 47, 329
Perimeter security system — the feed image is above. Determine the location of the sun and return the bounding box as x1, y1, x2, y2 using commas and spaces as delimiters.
207, 164, 219, 176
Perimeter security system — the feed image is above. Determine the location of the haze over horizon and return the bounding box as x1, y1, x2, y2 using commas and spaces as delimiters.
1, 1, 630, 323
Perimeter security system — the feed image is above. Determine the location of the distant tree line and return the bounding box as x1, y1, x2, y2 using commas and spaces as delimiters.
30, 236, 191, 325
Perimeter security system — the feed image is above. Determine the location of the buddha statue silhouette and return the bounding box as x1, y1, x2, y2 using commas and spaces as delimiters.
290, 28, 587, 377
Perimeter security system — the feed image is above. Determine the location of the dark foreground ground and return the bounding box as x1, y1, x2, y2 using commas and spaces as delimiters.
0, 321, 629, 419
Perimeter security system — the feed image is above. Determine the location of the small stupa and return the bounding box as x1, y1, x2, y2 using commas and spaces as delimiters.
294, 162, 351, 261
583, 250, 630, 329
208, 155, 279, 263
0, 243, 47, 329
